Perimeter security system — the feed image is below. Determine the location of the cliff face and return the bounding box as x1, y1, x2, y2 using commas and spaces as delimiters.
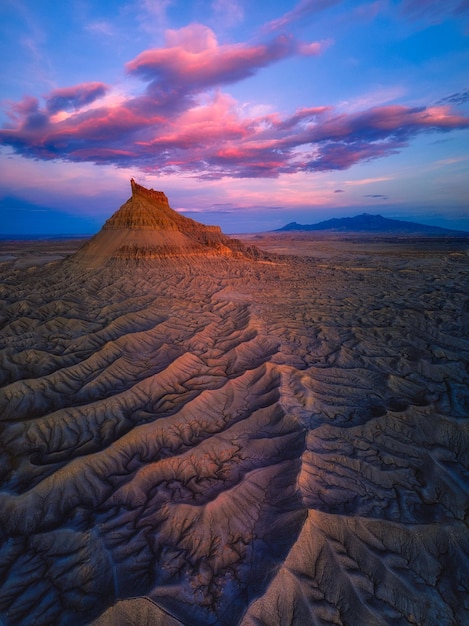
71, 179, 256, 265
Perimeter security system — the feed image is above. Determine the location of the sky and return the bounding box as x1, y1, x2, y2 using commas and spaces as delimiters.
1, 0, 468, 235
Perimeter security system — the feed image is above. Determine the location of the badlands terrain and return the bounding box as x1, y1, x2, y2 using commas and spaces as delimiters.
0, 183, 468, 626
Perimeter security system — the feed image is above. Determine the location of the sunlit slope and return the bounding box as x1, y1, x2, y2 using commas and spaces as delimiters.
71, 180, 259, 265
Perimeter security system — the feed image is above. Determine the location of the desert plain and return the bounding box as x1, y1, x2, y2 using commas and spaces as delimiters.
0, 189, 468, 626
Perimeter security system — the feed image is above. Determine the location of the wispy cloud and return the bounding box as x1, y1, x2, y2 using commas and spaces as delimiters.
136, 0, 175, 37
45, 83, 110, 114
85, 21, 116, 37
6, 0, 55, 89
337, 86, 407, 113
398, 0, 469, 24
263, 0, 342, 32
211, 0, 244, 28
349, 0, 386, 22
344, 177, 394, 185
437, 88, 469, 106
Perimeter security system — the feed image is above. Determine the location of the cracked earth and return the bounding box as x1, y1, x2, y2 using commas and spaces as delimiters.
0, 236, 468, 625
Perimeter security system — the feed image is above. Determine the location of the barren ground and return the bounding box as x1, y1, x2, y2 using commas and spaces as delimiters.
0, 234, 468, 625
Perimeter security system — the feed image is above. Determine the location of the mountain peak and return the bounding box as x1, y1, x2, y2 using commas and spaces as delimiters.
71, 179, 259, 265
103, 179, 200, 232
129, 178, 170, 206
276, 213, 469, 235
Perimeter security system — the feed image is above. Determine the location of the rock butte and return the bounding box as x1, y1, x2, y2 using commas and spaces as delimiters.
72, 179, 257, 265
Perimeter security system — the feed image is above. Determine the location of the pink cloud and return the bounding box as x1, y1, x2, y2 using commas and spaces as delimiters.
2, 93, 468, 178
138, 92, 251, 150
1, 22, 468, 181
164, 23, 218, 52
8, 95, 40, 117
126, 24, 327, 92
298, 40, 333, 55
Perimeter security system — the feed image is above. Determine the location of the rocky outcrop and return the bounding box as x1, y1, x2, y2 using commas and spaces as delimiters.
71, 179, 259, 265
103, 179, 222, 234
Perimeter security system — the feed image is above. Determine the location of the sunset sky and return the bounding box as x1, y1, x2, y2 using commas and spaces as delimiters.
1, 0, 468, 235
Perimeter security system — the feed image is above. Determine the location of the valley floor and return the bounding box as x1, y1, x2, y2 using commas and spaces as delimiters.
0, 236, 468, 625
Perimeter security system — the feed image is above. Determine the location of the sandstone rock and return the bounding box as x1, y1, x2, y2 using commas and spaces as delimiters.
72, 179, 257, 265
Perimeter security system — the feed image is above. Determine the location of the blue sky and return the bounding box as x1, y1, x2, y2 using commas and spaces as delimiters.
1, 0, 468, 235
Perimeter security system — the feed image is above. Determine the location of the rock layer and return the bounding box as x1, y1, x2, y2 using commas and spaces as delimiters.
72, 179, 257, 265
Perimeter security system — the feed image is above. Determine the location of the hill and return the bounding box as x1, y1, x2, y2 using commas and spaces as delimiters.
72, 179, 259, 265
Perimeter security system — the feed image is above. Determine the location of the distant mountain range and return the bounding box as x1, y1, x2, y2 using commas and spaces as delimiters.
276, 213, 469, 236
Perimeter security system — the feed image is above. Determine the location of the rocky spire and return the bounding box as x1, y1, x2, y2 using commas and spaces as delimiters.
103, 179, 189, 231
130, 178, 170, 206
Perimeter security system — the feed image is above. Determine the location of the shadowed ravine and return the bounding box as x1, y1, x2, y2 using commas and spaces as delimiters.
0, 186, 468, 625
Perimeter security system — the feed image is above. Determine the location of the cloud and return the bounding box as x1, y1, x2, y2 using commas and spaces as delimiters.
349, 0, 386, 22
2, 92, 468, 179
337, 86, 407, 114
302, 105, 469, 143
85, 21, 116, 37
136, 0, 175, 35
122, 24, 328, 119
263, 0, 342, 32
438, 88, 469, 106
264, 0, 386, 33
344, 177, 393, 185
334, 189, 344, 193
301, 140, 403, 173
211, 0, 244, 28
126, 24, 326, 95
398, 0, 469, 23
4, 96, 49, 131
46, 83, 110, 114
364, 194, 388, 199
1, 23, 468, 180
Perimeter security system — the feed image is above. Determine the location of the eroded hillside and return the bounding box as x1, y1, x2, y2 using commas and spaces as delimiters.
0, 193, 468, 625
